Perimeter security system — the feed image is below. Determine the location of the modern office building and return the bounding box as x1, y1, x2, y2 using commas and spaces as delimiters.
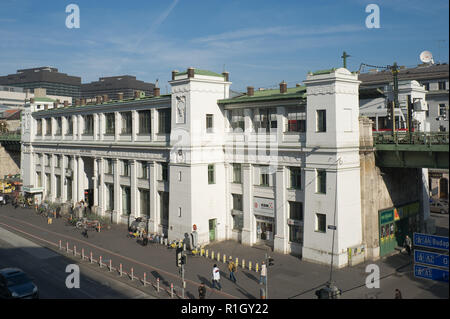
0, 67, 81, 99
81, 75, 155, 101
0, 86, 72, 110
21, 67, 431, 266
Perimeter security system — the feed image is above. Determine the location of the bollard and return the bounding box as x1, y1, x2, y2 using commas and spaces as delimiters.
82, 248, 85, 260
109, 259, 112, 272
170, 283, 174, 298
157, 278, 160, 292
66, 242, 69, 253
143, 273, 147, 286
119, 263, 123, 277
131, 268, 134, 281
59, 240, 62, 250
249, 261, 252, 271
90, 252, 93, 264
256, 263, 259, 273
211, 251, 214, 260
74, 245, 77, 256
99, 256, 103, 268
206, 250, 209, 258
236, 258, 238, 268
223, 254, 226, 263
217, 252, 220, 262
260, 287, 266, 299
242, 259, 245, 269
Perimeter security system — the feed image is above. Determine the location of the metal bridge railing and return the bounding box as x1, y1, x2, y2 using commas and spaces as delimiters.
373, 132, 449, 146
0, 132, 21, 141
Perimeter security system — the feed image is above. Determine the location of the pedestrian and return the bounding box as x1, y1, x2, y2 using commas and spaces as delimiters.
394, 289, 402, 299
260, 261, 267, 285
82, 225, 88, 238
212, 264, 221, 290
404, 235, 412, 256
198, 282, 207, 299
228, 257, 237, 283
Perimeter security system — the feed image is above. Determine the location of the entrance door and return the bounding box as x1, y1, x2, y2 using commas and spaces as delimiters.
209, 219, 216, 242
256, 221, 274, 242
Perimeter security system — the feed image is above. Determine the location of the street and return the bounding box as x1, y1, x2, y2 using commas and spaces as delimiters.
0, 225, 154, 299
0, 205, 448, 299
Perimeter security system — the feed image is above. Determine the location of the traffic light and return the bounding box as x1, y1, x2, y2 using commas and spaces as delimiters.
386, 100, 393, 121
176, 247, 182, 268
267, 257, 274, 266
181, 254, 186, 265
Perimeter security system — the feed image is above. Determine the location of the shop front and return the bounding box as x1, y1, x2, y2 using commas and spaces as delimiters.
253, 197, 275, 247
379, 201, 420, 257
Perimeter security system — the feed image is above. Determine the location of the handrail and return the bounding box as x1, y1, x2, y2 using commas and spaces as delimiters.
373, 132, 449, 145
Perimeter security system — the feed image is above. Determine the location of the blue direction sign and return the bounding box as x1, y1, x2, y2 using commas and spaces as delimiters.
413, 233, 449, 251
414, 264, 449, 283
414, 250, 449, 269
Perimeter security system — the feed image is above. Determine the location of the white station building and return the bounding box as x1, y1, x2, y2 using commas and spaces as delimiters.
21, 67, 368, 267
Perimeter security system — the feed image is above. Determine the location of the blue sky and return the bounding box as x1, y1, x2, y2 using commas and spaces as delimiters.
0, 0, 448, 92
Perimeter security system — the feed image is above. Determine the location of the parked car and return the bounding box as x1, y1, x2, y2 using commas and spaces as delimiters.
0, 268, 39, 299
430, 199, 448, 214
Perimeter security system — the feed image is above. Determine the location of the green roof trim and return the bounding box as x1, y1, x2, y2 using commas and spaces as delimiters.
218, 86, 306, 105
34, 97, 56, 102
310, 68, 337, 75
176, 69, 225, 78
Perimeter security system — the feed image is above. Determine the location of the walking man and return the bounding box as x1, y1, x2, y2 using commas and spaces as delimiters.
394, 289, 402, 299
404, 235, 412, 256
260, 261, 267, 285
198, 282, 207, 299
212, 264, 222, 290
228, 257, 237, 283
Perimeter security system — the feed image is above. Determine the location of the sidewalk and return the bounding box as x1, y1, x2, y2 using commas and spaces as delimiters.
0, 206, 447, 299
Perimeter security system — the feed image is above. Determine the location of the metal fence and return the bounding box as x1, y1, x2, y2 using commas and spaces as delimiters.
373, 132, 449, 146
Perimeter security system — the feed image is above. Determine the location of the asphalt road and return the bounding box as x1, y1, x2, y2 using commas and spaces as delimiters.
0, 226, 155, 299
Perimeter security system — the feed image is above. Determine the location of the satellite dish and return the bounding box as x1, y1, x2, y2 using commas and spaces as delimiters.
420, 51, 434, 64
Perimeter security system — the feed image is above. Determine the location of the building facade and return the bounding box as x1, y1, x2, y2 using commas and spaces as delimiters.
81, 75, 155, 101
21, 67, 372, 267
0, 67, 81, 100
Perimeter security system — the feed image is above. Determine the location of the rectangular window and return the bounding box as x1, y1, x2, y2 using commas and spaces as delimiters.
121, 112, 132, 134
232, 163, 242, 183
105, 184, 114, 211
232, 194, 243, 211
66, 116, 73, 135
55, 117, 62, 135
105, 159, 113, 174
290, 167, 302, 189
45, 154, 50, 167
286, 106, 306, 132
438, 81, 447, 90
208, 164, 215, 184
122, 186, 131, 215
140, 189, 150, 217
105, 113, 115, 135
67, 178, 72, 201
122, 160, 130, 177
229, 109, 245, 131
140, 162, 148, 179
36, 172, 42, 187
45, 173, 51, 196
36, 119, 42, 135
161, 163, 168, 181
55, 155, 61, 168
316, 170, 326, 194
138, 110, 151, 134
439, 104, 447, 118
83, 115, 94, 135
232, 213, 243, 231
206, 114, 214, 132
159, 191, 169, 226
289, 202, 303, 220
253, 108, 277, 132
424, 83, 430, 91
316, 110, 326, 132
56, 175, 61, 199
316, 213, 326, 233
260, 166, 270, 186
45, 118, 52, 135
289, 225, 303, 244
158, 108, 171, 134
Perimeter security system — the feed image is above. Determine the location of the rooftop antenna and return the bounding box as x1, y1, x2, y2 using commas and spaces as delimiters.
419, 51, 434, 65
